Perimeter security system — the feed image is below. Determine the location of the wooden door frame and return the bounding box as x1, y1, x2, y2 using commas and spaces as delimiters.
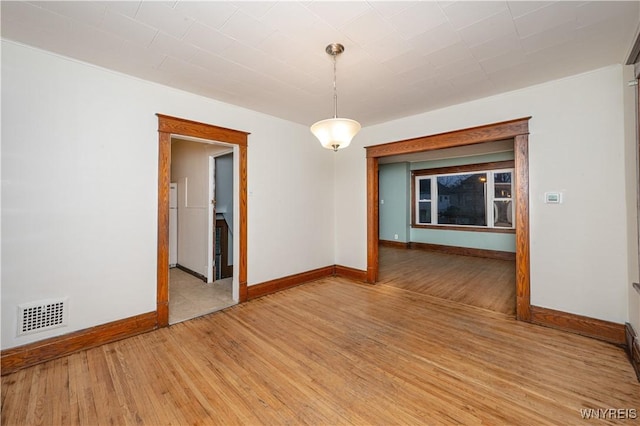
156, 114, 249, 327
365, 117, 532, 321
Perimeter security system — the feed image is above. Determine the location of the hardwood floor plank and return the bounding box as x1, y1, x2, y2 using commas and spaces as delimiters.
164, 320, 289, 424
25, 365, 46, 426
260, 295, 493, 424
227, 301, 425, 424
2, 277, 638, 425
292, 280, 633, 424
214, 307, 375, 424
68, 352, 98, 426
1, 369, 29, 425
378, 245, 516, 315
49, 358, 72, 425
277, 283, 578, 424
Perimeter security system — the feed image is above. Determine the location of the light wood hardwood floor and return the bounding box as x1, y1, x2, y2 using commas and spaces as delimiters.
2, 277, 638, 425
379, 245, 516, 315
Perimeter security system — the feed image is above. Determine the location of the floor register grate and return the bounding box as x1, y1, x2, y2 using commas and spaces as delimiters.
18, 298, 68, 336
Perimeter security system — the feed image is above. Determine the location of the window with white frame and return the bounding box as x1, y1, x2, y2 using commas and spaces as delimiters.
413, 163, 515, 230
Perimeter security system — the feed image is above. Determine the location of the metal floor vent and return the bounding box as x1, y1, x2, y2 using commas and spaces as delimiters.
18, 298, 68, 336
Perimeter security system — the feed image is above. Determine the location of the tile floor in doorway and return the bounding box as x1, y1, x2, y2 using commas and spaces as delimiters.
169, 268, 235, 324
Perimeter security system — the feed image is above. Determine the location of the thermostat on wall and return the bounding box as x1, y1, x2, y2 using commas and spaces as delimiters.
544, 192, 562, 204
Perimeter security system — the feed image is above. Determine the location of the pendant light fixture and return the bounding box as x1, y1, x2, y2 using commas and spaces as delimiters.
310, 43, 361, 152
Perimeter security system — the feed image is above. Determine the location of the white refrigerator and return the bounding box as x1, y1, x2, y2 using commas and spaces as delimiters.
169, 183, 177, 267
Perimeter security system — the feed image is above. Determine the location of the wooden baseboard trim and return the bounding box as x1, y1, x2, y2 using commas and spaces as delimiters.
247, 266, 334, 300
176, 264, 207, 282
379, 240, 410, 249
625, 323, 640, 381
530, 305, 625, 345
408, 242, 516, 261
1, 311, 157, 375
380, 240, 515, 261
334, 265, 368, 282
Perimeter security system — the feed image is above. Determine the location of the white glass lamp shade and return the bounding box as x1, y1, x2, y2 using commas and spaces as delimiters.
310, 117, 361, 151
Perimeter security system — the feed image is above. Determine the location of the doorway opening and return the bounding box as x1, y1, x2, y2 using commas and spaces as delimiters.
376, 140, 517, 316
365, 117, 532, 321
168, 138, 235, 324
156, 114, 249, 328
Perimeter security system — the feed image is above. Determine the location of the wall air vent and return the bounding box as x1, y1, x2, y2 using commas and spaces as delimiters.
18, 298, 68, 336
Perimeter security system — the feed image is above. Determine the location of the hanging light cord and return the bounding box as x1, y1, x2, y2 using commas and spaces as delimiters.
332, 53, 338, 119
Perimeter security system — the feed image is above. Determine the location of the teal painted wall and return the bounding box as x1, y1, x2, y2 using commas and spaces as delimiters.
379, 162, 410, 243
380, 151, 516, 252
410, 228, 516, 252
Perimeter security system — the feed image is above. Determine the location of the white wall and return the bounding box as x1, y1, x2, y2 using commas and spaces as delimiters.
1, 41, 335, 349
336, 64, 632, 324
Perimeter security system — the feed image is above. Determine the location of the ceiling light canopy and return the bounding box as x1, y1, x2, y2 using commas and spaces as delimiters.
310, 43, 361, 152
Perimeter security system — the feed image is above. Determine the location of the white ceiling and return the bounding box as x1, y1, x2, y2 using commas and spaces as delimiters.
2, 1, 639, 127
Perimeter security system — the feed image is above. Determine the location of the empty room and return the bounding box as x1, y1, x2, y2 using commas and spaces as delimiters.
2, 1, 640, 424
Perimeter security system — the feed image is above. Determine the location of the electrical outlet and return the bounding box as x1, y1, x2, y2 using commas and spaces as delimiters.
394, 234, 398, 240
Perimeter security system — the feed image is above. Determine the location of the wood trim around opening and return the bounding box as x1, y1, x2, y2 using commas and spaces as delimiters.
514, 134, 531, 321
157, 114, 248, 146
365, 117, 530, 158
367, 156, 380, 283
1, 312, 157, 375
366, 117, 531, 321
157, 114, 249, 327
